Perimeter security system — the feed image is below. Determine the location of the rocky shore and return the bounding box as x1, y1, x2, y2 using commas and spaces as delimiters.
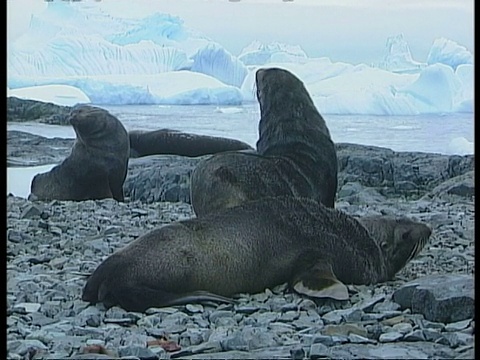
7, 130, 474, 203
7, 97, 72, 126
7, 126, 475, 359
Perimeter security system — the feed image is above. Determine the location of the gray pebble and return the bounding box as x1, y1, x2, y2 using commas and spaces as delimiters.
348, 333, 376, 344
118, 345, 158, 359
185, 304, 204, 313
6, 183, 474, 360
289, 346, 305, 360
309, 343, 330, 359
378, 331, 404, 342
13, 302, 41, 313
445, 319, 472, 332
209, 310, 234, 324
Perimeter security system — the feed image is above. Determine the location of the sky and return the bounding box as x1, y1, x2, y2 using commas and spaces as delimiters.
7, 0, 474, 65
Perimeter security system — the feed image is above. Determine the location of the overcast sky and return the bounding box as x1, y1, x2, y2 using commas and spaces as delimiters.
7, 0, 474, 64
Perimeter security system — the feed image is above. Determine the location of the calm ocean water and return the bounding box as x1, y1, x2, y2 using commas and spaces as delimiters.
7, 104, 474, 198
8, 104, 474, 154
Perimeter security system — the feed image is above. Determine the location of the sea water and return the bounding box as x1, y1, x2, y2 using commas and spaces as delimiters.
7, 104, 474, 198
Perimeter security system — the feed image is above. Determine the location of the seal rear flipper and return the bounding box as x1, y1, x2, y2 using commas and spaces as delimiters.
98, 284, 236, 313
162, 291, 237, 307
292, 262, 349, 301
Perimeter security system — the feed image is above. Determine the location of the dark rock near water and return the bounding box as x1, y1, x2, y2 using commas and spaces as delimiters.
7, 96, 72, 125
123, 142, 474, 203
124, 155, 204, 204
422, 171, 474, 200
7, 131, 75, 167
393, 274, 474, 323
337, 182, 387, 204
335, 142, 474, 198
7, 130, 473, 204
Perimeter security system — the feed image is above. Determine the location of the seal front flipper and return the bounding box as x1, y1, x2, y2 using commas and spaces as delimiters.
292, 262, 349, 300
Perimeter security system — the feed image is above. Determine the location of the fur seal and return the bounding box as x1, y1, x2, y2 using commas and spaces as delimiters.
28, 105, 130, 202
129, 129, 253, 158
82, 196, 431, 312
190, 67, 337, 216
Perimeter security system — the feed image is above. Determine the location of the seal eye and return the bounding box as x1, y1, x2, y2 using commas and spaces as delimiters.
380, 241, 389, 250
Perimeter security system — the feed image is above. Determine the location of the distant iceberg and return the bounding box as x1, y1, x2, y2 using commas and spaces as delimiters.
377, 34, 425, 73
397, 64, 461, 113
426, 38, 473, 70
446, 137, 474, 156
6, 1, 474, 115
191, 43, 248, 87
238, 40, 308, 65
7, 85, 90, 106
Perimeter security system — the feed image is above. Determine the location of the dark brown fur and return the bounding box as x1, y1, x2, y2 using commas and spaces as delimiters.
191, 68, 337, 216
129, 129, 253, 158
29, 105, 130, 201
82, 196, 431, 312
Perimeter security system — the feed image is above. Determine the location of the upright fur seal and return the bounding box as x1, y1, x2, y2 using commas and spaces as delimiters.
29, 105, 130, 202
190, 67, 337, 216
82, 196, 431, 312
129, 129, 253, 158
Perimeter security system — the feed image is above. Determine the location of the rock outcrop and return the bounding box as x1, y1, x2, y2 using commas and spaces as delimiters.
7, 97, 72, 125
7, 131, 474, 204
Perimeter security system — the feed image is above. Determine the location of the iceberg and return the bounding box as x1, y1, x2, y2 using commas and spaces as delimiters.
446, 137, 474, 156
426, 38, 473, 70
241, 61, 472, 115
9, 72, 242, 106
105, 12, 213, 58
377, 34, 425, 73
7, 1, 474, 115
7, 84, 90, 106
238, 40, 308, 65
452, 64, 474, 112
9, 35, 191, 78
142, 71, 243, 105
191, 43, 248, 87
397, 64, 461, 114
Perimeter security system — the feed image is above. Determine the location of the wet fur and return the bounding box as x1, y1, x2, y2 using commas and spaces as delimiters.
191, 68, 337, 216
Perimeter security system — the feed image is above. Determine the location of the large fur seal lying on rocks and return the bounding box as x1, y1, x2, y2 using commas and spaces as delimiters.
28, 105, 130, 202
190, 68, 338, 217
82, 196, 431, 312
129, 129, 253, 158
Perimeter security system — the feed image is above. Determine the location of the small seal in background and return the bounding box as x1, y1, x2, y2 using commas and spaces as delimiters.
29, 105, 130, 202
